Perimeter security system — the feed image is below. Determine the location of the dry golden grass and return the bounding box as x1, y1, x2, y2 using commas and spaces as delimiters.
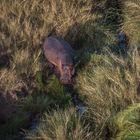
0, 0, 99, 86
0, 1, 97, 139
26, 108, 93, 140
122, 0, 140, 47
0, 0, 94, 50
0, 0, 97, 93
0, 0, 140, 140
75, 48, 140, 139
11, 48, 42, 76
0, 68, 24, 93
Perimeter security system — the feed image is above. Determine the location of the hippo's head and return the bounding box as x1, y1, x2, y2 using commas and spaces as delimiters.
60, 64, 75, 84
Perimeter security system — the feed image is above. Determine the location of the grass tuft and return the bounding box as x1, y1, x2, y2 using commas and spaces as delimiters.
26, 108, 93, 140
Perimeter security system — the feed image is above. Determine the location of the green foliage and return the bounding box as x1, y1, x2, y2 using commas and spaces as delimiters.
75, 49, 140, 139
0, 111, 29, 139
35, 70, 48, 92
112, 103, 140, 140
23, 91, 71, 114
0, 0, 140, 140
26, 108, 93, 140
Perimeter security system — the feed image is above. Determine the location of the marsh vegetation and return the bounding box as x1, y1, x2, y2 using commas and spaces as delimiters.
0, 0, 140, 139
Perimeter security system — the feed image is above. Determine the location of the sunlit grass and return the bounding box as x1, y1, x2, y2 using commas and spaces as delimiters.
122, 0, 140, 47
0, 0, 140, 140
26, 108, 93, 140
75, 47, 140, 139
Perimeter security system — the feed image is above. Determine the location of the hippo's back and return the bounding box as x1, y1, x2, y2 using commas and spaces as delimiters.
56, 37, 74, 56
43, 37, 74, 65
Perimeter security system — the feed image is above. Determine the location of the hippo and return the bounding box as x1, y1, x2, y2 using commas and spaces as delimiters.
43, 36, 75, 84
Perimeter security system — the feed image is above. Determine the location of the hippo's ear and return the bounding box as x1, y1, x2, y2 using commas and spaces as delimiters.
72, 67, 75, 75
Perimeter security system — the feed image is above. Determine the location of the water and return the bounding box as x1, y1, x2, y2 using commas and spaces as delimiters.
76, 104, 86, 118
65, 85, 86, 118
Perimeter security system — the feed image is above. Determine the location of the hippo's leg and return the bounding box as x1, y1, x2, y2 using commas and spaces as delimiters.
47, 62, 55, 77
48, 62, 55, 71
54, 67, 60, 79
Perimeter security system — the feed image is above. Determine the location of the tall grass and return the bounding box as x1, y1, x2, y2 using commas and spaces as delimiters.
26, 108, 93, 140
75, 47, 140, 139
0, 68, 24, 93
113, 103, 140, 140
122, 0, 140, 47
0, 0, 96, 92
0, 1, 97, 139
0, 0, 140, 140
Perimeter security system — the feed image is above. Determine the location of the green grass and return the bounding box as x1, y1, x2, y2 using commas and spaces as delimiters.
0, 0, 140, 140
122, 0, 140, 47
75, 48, 140, 139
26, 108, 93, 140
112, 103, 140, 140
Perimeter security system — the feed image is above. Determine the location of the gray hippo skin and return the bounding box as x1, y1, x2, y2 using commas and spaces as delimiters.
43, 36, 75, 84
